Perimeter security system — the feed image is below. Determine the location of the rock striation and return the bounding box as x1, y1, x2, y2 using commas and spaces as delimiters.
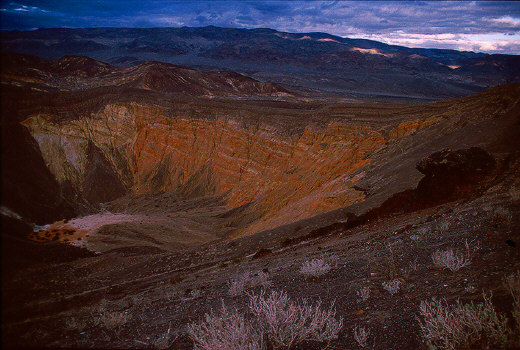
22, 102, 385, 236
3, 52, 520, 248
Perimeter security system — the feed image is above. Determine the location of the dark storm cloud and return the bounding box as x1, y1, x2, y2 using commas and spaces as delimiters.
1, 1, 519, 54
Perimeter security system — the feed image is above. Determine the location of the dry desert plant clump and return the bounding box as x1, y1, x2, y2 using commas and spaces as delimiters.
189, 289, 203, 299
375, 243, 400, 279
228, 271, 271, 297
248, 290, 343, 348
431, 240, 476, 272
187, 303, 263, 350
409, 234, 420, 242
504, 271, 520, 331
356, 286, 371, 303
187, 290, 343, 350
431, 249, 471, 272
504, 271, 520, 299
353, 326, 370, 348
299, 258, 332, 278
437, 221, 451, 233
418, 294, 515, 350
93, 310, 130, 335
409, 258, 419, 271
382, 279, 401, 295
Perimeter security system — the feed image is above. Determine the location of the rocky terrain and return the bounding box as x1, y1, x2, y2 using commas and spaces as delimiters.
1, 52, 292, 96
1, 48, 520, 349
3, 26, 520, 100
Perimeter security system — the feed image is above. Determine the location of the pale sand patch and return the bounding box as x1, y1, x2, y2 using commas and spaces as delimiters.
67, 213, 150, 233
27, 207, 222, 253
68, 213, 153, 248
28, 212, 152, 247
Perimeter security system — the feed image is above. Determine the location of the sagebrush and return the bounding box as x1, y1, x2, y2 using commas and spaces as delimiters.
187, 290, 343, 349
418, 293, 516, 350
187, 303, 263, 350
299, 258, 332, 278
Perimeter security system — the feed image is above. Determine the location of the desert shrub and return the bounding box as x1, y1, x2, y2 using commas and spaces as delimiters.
432, 249, 471, 272
431, 249, 471, 272
164, 288, 180, 301
187, 303, 263, 350
504, 271, 520, 331
299, 258, 332, 278
356, 287, 370, 303
437, 221, 451, 233
154, 335, 175, 350
382, 279, 401, 295
431, 240, 476, 272
418, 294, 514, 350
409, 234, 420, 242
353, 326, 370, 348
190, 289, 202, 299
504, 271, 520, 300
188, 290, 343, 349
409, 258, 419, 272
248, 290, 343, 348
95, 311, 130, 334
228, 271, 271, 297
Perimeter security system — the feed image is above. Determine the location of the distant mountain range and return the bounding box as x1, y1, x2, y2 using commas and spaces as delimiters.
2, 26, 520, 99
1, 52, 291, 97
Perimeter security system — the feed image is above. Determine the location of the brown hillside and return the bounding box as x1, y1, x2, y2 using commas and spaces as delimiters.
1, 53, 520, 349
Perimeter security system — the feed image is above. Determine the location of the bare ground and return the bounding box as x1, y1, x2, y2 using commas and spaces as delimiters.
2, 174, 519, 349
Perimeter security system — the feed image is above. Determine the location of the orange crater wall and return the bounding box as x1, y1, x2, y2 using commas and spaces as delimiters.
23, 102, 387, 236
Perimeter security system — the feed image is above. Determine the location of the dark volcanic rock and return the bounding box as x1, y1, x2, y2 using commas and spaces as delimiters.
416, 147, 496, 178
360, 147, 496, 221
416, 147, 496, 202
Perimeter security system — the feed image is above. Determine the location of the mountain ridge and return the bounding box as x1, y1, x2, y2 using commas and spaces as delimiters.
3, 26, 519, 99
2, 31, 520, 348
1, 52, 292, 97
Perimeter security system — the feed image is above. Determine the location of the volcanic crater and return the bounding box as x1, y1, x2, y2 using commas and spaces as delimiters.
1, 52, 520, 350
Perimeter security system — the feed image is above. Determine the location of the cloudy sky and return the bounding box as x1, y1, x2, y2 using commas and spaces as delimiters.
1, 1, 519, 54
